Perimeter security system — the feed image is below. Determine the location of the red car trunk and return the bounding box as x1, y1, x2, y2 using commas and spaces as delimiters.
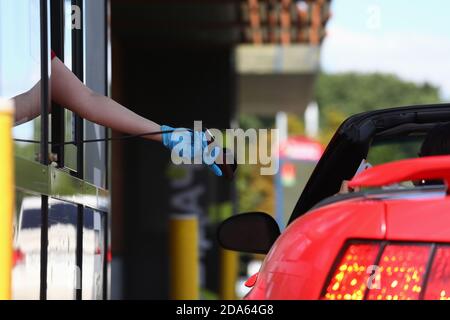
245, 156, 450, 300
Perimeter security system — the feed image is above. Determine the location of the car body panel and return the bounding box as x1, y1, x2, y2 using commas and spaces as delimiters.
385, 198, 450, 242
247, 192, 450, 299
246, 200, 386, 299
348, 155, 450, 189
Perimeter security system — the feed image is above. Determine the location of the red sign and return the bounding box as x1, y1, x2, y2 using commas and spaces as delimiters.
279, 136, 324, 161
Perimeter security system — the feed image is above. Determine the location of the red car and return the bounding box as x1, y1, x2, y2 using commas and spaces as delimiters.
219, 104, 450, 300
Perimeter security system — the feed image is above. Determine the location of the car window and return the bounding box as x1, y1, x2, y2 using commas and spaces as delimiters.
366, 135, 446, 188
289, 105, 450, 224
367, 136, 423, 166
20, 209, 42, 229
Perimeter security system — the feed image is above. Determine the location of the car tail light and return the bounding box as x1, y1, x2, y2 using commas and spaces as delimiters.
365, 245, 430, 300
12, 249, 25, 267
322, 243, 380, 300
423, 247, 450, 300
322, 241, 450, 300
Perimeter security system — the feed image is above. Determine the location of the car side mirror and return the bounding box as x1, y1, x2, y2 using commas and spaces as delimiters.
217, 212, 281, 254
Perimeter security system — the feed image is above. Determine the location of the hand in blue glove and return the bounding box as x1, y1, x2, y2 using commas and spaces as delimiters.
161, 125, 222, 176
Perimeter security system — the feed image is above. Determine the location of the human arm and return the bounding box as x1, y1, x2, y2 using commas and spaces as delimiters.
13, 81, 41, 126
50, 56, 163, 142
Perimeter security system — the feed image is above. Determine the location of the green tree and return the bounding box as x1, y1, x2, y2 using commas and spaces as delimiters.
316, 72, 441, 118
315, 72, 443, 162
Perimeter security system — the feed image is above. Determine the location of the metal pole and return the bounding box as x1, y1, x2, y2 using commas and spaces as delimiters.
0, 99, 15, 300
169, 214, 199, 300
39, 0, 50, 300
275, 112, 287, 229
219, 248, 238, 300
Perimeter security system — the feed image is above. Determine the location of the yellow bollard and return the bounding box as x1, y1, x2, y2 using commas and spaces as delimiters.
0, 98, 14, 300
169, 215, 199, 300
219, 248, 238, 300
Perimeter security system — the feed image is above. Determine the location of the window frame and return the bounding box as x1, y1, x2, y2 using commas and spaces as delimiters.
8, 0, 109, 301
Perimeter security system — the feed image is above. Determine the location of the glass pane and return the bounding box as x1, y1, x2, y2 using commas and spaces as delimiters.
46, 199, 78, 300
12, 192, 42, 300
63, 0, 72, 70
82, 208, 105, 300
0, 0, 42, 161
64, 109, 77, 170
63, 0, 77, 170
84, 0, 107, 187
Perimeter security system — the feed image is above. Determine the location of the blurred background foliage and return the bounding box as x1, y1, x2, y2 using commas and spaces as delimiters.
236, 115, 276, 214
316, 72, 441, 145
238, 71, 443, 215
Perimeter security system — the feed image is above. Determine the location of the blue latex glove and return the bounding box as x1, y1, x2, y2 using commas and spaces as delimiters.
161, 125, 222, 176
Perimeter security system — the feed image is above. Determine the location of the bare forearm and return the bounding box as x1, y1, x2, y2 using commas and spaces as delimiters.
50, 57, 162, 142
13, 81, 42, 126
81, 93, 162, 142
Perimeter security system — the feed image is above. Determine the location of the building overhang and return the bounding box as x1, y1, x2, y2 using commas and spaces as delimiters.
236, 44, 321, 115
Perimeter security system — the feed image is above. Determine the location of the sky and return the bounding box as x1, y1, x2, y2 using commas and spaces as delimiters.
0, 0, 42, 139
321, 0, 450, 99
